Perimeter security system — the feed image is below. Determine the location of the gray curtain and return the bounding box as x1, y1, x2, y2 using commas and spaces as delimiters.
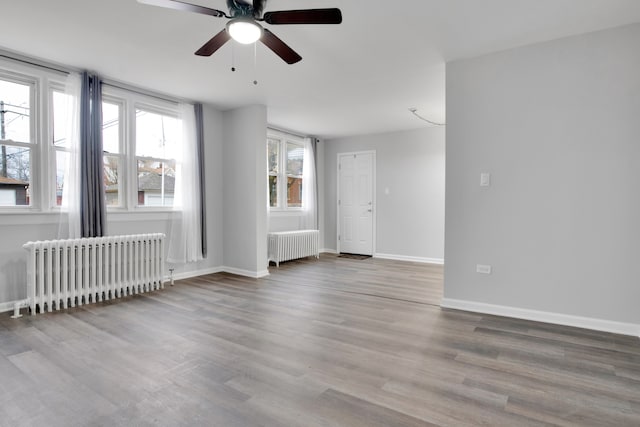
195, 103, 207, 257
80, 72, 106, 237
312, 137, 319, 229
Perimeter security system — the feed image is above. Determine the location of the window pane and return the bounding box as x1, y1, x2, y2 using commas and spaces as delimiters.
103, 102, 120, 154
0, 79, 31, 142
55, 150, 69, 206
287, 176, 302, 208
267, 138, 279, 174
269, 175, 278, 208
0, 144, 30, 206
135, 109, 180, 158
286, 143, 303, 176
104, 155, 120, 206
52, 91, 71, 147
137, 158, 175, 206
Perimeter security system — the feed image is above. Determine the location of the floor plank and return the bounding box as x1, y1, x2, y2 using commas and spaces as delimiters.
0, 254, 638, 426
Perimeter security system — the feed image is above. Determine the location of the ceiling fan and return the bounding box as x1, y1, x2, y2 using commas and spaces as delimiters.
138, 0, 343, 64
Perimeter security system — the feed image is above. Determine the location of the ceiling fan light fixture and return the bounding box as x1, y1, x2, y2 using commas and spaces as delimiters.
227, 18, 263, 44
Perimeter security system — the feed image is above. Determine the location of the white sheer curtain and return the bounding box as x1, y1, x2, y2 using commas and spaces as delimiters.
299, 137, 317, 230
58, 72, 82, 239
167, 103, 203, 263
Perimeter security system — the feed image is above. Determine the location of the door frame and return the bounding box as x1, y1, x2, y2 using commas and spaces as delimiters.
336, 150, 376, 255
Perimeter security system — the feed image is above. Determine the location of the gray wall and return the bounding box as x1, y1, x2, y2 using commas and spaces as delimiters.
323, 127, 446, 262
222, 105, 268, 275
445, 24, 640, 325
0, 219, 59, 302
0, 103, 225, 303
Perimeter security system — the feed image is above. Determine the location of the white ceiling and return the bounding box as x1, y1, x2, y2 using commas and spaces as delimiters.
2, 0, 640, 138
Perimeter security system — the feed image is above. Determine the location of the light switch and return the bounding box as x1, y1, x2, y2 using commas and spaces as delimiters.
476, 264, 492, 274
480, 173, 491, 187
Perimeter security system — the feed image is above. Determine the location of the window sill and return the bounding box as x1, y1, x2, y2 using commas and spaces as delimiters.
269, 209, 304, 217
0, 208, 180, 225
108, 209, 179, 222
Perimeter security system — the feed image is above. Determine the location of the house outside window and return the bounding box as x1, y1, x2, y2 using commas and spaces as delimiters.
135, 108, 179, 207
267, 130, 304, 211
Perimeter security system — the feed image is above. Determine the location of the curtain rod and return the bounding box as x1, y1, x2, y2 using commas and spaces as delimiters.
0, 52, 71, 75
101, 81, 186, 105
268, 126, 310, 140
0, 49, 192, 105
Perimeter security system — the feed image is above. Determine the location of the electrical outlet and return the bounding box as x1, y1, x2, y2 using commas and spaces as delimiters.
476, 264, 492, 274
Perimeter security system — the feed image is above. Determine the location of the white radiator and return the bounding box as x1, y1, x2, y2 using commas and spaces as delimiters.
268, 230, 319, 267
22, 233, 165, 315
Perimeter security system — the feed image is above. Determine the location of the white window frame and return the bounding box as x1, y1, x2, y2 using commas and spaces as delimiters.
49, 84, 65, 209
0, 55, 185, 215
101, 95, 126, 209
101, 87, 182, 212
0, 61, 54, 213
267, 129, 304, 213
132, 101, 180, 210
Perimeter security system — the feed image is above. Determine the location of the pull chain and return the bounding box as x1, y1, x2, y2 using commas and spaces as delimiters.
253, 42, 258, 85
231, 41, 236, 72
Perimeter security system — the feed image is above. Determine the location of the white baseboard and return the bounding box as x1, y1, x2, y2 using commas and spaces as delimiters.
321, 248, 338, 254
222, 267, 270, 279
0, 301, 17, 314
169, 266, 225, 282
0, 299, 29, 315
441, 298, 640, 338
374, 253, 444, 265
168, 266, 269, 282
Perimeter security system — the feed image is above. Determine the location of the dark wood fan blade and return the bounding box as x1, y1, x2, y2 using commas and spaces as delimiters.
195, 29, 231, 56
263, 8, 342, 25
261, 29, 302, 64
138, 0, 226, 18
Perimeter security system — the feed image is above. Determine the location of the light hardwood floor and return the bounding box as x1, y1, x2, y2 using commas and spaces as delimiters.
1, 254, 639, 426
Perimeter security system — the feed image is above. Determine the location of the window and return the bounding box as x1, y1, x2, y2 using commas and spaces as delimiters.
286, 142, 303, 208
64, 87, 183, 211
51, 89, 72, 206
0, 75, 34, 207
267, 132, 304, 210
102, 99, 123, 207
51, 92, 127, 208
0, 56, 186, 214
267, 138, 279, 208
95, 89, 182, 210
135, 108, 179, 207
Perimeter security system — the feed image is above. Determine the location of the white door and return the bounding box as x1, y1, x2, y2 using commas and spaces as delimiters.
338, 152, 374, 255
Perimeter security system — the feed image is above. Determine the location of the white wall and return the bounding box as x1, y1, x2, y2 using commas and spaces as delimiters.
323, 127, 446, 262
267, 215, 302, 232
0, 104, 225, 304
222, 105, 269, 277
444, 24, 640, 332
168, 103, 225, 276
0, 218, 59, 303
